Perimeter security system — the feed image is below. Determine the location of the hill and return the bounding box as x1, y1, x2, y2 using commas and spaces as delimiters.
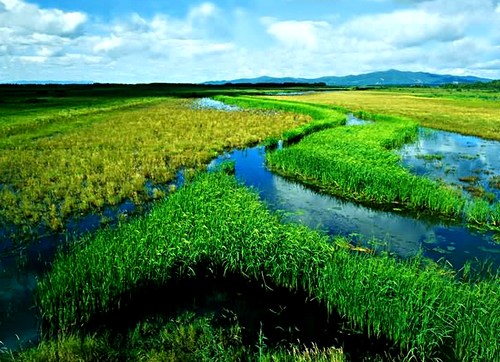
205, 69, 490, 86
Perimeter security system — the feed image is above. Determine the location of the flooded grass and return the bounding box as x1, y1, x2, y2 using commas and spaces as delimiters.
400, 128, 500, 203
266, 109, 500, 231
266, 112, 462, 215
267, 89, 500, 141
213, 95, 346, 143
3, 86, 500, 361
209, 145, 500, 269
0, 98, 310, 243
33, 171, 500, 361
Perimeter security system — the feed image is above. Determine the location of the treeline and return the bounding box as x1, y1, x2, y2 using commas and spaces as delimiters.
441, 79, 500, 90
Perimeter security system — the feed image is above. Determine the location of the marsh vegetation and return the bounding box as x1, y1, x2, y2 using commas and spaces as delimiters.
1, 84, 499, 361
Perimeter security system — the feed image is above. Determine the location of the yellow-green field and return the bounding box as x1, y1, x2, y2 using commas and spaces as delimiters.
267, 89, 500, 140
0, 97, 309, 234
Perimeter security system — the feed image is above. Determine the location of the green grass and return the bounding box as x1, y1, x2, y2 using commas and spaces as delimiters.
36, 170, 500, 361
0, 96, 310, 238
5, 311, 345, 362
266, 110, 500, 230
213, 95, 346, 143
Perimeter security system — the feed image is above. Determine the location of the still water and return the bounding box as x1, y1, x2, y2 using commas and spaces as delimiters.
1, 106, 499, 351
400, 128, 500, 201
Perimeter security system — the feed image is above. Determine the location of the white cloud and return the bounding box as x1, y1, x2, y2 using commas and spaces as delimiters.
188, 2, 217, 20
93, 35, 123, 53
1, 0, 499, 82
266, 20, 330, 50
339, 10, 464, 47
0, 0, 87, 37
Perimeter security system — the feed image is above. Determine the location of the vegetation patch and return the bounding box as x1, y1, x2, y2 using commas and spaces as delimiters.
265, 110, 500, 230
0, 97, 309, 240
267, 89, 500, 141
6, 311, 345, 362
213, 95, 346, 144
35, 171, 500, 361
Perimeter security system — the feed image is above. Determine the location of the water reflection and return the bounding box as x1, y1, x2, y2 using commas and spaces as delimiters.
210, 146, 500, 268
400, 128, 500, 201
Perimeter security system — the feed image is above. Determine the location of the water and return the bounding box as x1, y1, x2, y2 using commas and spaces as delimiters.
346, 113, 372, 126
400, 128, 500, 201
192, 98, 241, 111
0, 173, 185, 350
2, 117, 499, 350
209, 146, 500, 268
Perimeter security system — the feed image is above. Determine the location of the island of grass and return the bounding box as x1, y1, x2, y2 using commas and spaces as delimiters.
214, 95, 499, 231
20, 171, 500, 361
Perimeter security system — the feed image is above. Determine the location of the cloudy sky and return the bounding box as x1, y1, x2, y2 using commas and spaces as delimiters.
1, 0, 499, 83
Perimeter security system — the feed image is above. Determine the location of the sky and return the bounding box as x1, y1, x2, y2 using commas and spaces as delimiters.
1, 0, 499, 83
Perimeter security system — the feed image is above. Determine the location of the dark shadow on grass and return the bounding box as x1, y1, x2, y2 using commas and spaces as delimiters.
62, 265, 408, 361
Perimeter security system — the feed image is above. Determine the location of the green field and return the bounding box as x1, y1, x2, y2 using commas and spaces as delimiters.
2, 84, 500, 361
0, 86, 311, 239
268, 88, 500, 141
17, 170, 500, 361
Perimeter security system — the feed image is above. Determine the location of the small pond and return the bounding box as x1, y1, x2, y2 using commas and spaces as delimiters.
400, 128, 500, 202
192, 98, 240, 111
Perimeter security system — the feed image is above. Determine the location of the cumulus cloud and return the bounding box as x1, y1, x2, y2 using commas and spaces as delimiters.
1, 0, 499, 82
0, 0, 87, 37
339, 10, 465, 47
266, 20, 330, 50
90, 4, 234, 60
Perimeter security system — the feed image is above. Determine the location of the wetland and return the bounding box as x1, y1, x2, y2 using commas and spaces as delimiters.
1, 84, 499, 361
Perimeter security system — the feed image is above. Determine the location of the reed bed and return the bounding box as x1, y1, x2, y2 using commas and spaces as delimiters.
7, 311, 345, 361
213, 96, 346, 143
267, 89, 500, 141
0, 98, 309, 236
266, 110, 500, 229
37, 171, 500, 361
267, 112, 462, 215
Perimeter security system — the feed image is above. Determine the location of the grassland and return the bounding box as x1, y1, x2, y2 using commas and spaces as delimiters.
267, 88, 500, 140
31, 171, 500, 361
214, 95, 346, 143
0, 92, 310, 238
265, 109, 500, 229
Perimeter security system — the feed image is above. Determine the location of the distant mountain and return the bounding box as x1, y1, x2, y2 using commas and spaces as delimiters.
205, 70, 490, 86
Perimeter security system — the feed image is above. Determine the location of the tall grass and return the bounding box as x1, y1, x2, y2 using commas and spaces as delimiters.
266, 111, 468, 218
7, 311, 345, 362
37, 171, 500, 361
213, 96, 346, 143
0, 98, 310, 237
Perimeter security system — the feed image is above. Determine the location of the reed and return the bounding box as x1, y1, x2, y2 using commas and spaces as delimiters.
0, 98, 310, 238
36, 171, 500, 361
267, 89, 500, 141
266, 111, 467, 217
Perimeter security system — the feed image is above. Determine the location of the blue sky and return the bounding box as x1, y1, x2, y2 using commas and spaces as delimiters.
1, 0, 499, 83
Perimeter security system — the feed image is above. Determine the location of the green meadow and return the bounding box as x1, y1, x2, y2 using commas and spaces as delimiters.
13, 170, 500, 361
0, 86, 310, 238
1, 84, 500, 361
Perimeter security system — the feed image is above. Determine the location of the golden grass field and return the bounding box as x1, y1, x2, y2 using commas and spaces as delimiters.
268, 90, 500, 141
0, 98, 309, 232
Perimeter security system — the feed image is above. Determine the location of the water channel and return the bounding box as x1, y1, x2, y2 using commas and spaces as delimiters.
1, 100, 499, 351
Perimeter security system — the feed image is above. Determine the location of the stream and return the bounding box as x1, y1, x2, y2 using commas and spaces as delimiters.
1, 102, 499, 352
